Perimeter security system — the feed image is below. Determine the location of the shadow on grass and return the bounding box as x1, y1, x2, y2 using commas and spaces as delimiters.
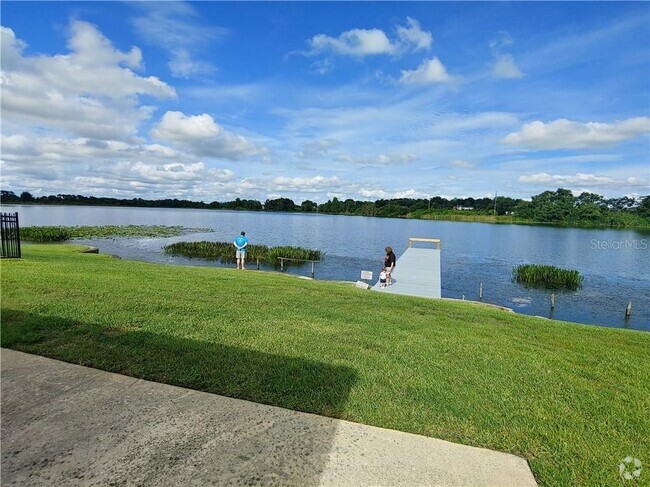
2, 309, 359, 485
1, 309, 357, 417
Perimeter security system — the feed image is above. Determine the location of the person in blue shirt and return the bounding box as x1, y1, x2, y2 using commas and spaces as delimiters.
234, 231, 249, 269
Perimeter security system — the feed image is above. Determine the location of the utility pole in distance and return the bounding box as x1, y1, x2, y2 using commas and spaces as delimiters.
493, 191, 498, 217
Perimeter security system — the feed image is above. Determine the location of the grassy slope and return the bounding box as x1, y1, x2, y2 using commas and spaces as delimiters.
2, 245, 649, 486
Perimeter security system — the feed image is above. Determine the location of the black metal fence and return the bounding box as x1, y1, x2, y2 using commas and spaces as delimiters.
1, 212, 21, 258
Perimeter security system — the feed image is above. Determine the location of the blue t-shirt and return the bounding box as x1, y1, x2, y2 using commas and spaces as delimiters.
234, 235, 248, 251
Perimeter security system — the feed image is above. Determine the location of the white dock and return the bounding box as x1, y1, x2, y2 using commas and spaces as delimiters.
373, 238, 441, 299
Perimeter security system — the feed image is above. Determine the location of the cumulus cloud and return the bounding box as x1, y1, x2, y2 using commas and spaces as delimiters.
1, 134, 185, 165
503, 117, 650, 150
518, 172, 647, 188
399, 57, 455, 84
395, 17, 432, 51
0, 22, 175, 140
151, 111, 268, 160
310, 29, 397, 57
302, 17, 432, 58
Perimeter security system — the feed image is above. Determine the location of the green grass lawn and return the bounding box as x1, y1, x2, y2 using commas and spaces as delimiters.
2, 245, 649, 486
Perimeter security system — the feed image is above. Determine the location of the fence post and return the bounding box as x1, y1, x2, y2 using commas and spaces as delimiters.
311, 261, 315, 279
280, 258, 284, 272
550, 293, 556, 309
15, 212, 21, 258
479, 282, 483, 301
256, 258, 260, 270
1, 212, 21, 259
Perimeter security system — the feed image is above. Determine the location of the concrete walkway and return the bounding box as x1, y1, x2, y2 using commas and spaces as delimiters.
1, 349, 537, 486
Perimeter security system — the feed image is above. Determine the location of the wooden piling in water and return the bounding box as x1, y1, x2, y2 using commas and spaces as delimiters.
625, 301, 632, 318
550, 293, 556, 309
479, 283, 483, 301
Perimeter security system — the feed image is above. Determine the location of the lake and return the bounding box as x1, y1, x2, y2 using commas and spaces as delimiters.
4, 204, 649, 331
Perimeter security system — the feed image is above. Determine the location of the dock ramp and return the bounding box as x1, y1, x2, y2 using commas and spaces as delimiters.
373, 238, 441, 299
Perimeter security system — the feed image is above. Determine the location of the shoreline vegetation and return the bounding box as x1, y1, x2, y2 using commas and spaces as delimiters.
2, 188, 649, 229
20, 225, 212, 243
163, 241, 322, 265
2, 245, 649, 486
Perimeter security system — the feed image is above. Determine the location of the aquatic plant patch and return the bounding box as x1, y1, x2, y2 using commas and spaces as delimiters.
513, 264, 583, 291
21, 225, 212, 242
163, 241, 322, 265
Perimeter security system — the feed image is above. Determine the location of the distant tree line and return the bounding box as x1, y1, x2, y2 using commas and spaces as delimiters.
1, 189, 648, 227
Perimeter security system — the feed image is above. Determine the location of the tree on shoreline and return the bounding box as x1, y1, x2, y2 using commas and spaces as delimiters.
1, 189, 648, 226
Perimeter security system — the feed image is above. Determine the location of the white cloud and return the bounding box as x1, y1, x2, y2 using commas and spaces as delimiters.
310, 29, 397, 57
303, 17, 432, 58
503, 117, 650, 150
492, 54, 525, 79
168, 48, 216, 78
151, 111, 268, 160
151, 111, 222, 141
358, 187, 428, 200
489, 31, 524, 80
295, 139, 339, 160
518, 172, 648, 188
336, 153, 418, 166
399, 57, 455, 84
268, 175, 343, 192
396, 17, 432, 51
130, 2, 226, 78
0, 23, 175, 140
0, 150, 238, 200
311, 58, 333, 75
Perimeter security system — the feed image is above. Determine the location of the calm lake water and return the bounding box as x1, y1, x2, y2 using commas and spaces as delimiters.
5, 204, 649, 331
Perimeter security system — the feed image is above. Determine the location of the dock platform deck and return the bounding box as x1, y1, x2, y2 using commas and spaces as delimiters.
373, 239, 441, 299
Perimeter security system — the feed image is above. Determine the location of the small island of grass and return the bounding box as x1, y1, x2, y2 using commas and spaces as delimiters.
513, 264, 583, 290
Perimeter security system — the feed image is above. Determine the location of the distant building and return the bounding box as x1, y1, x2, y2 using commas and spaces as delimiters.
454, 206, 474, 211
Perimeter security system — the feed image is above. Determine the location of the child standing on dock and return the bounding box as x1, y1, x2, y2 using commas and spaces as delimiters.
384, 246, 396, 285
379, 268, 388, 289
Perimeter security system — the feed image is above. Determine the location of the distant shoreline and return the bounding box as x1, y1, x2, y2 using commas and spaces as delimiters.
4, 201, 649, 231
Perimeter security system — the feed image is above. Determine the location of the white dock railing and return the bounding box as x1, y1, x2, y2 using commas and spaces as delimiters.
408, 237, 441, 249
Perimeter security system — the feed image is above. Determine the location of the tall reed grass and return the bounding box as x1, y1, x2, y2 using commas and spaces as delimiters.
513, 264, 583, 291
163, 241, 322, 265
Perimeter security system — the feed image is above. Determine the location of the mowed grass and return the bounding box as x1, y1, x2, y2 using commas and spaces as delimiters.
2, 245, 649, 486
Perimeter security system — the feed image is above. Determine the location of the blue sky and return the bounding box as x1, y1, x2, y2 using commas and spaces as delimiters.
1, 1, 649, 202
